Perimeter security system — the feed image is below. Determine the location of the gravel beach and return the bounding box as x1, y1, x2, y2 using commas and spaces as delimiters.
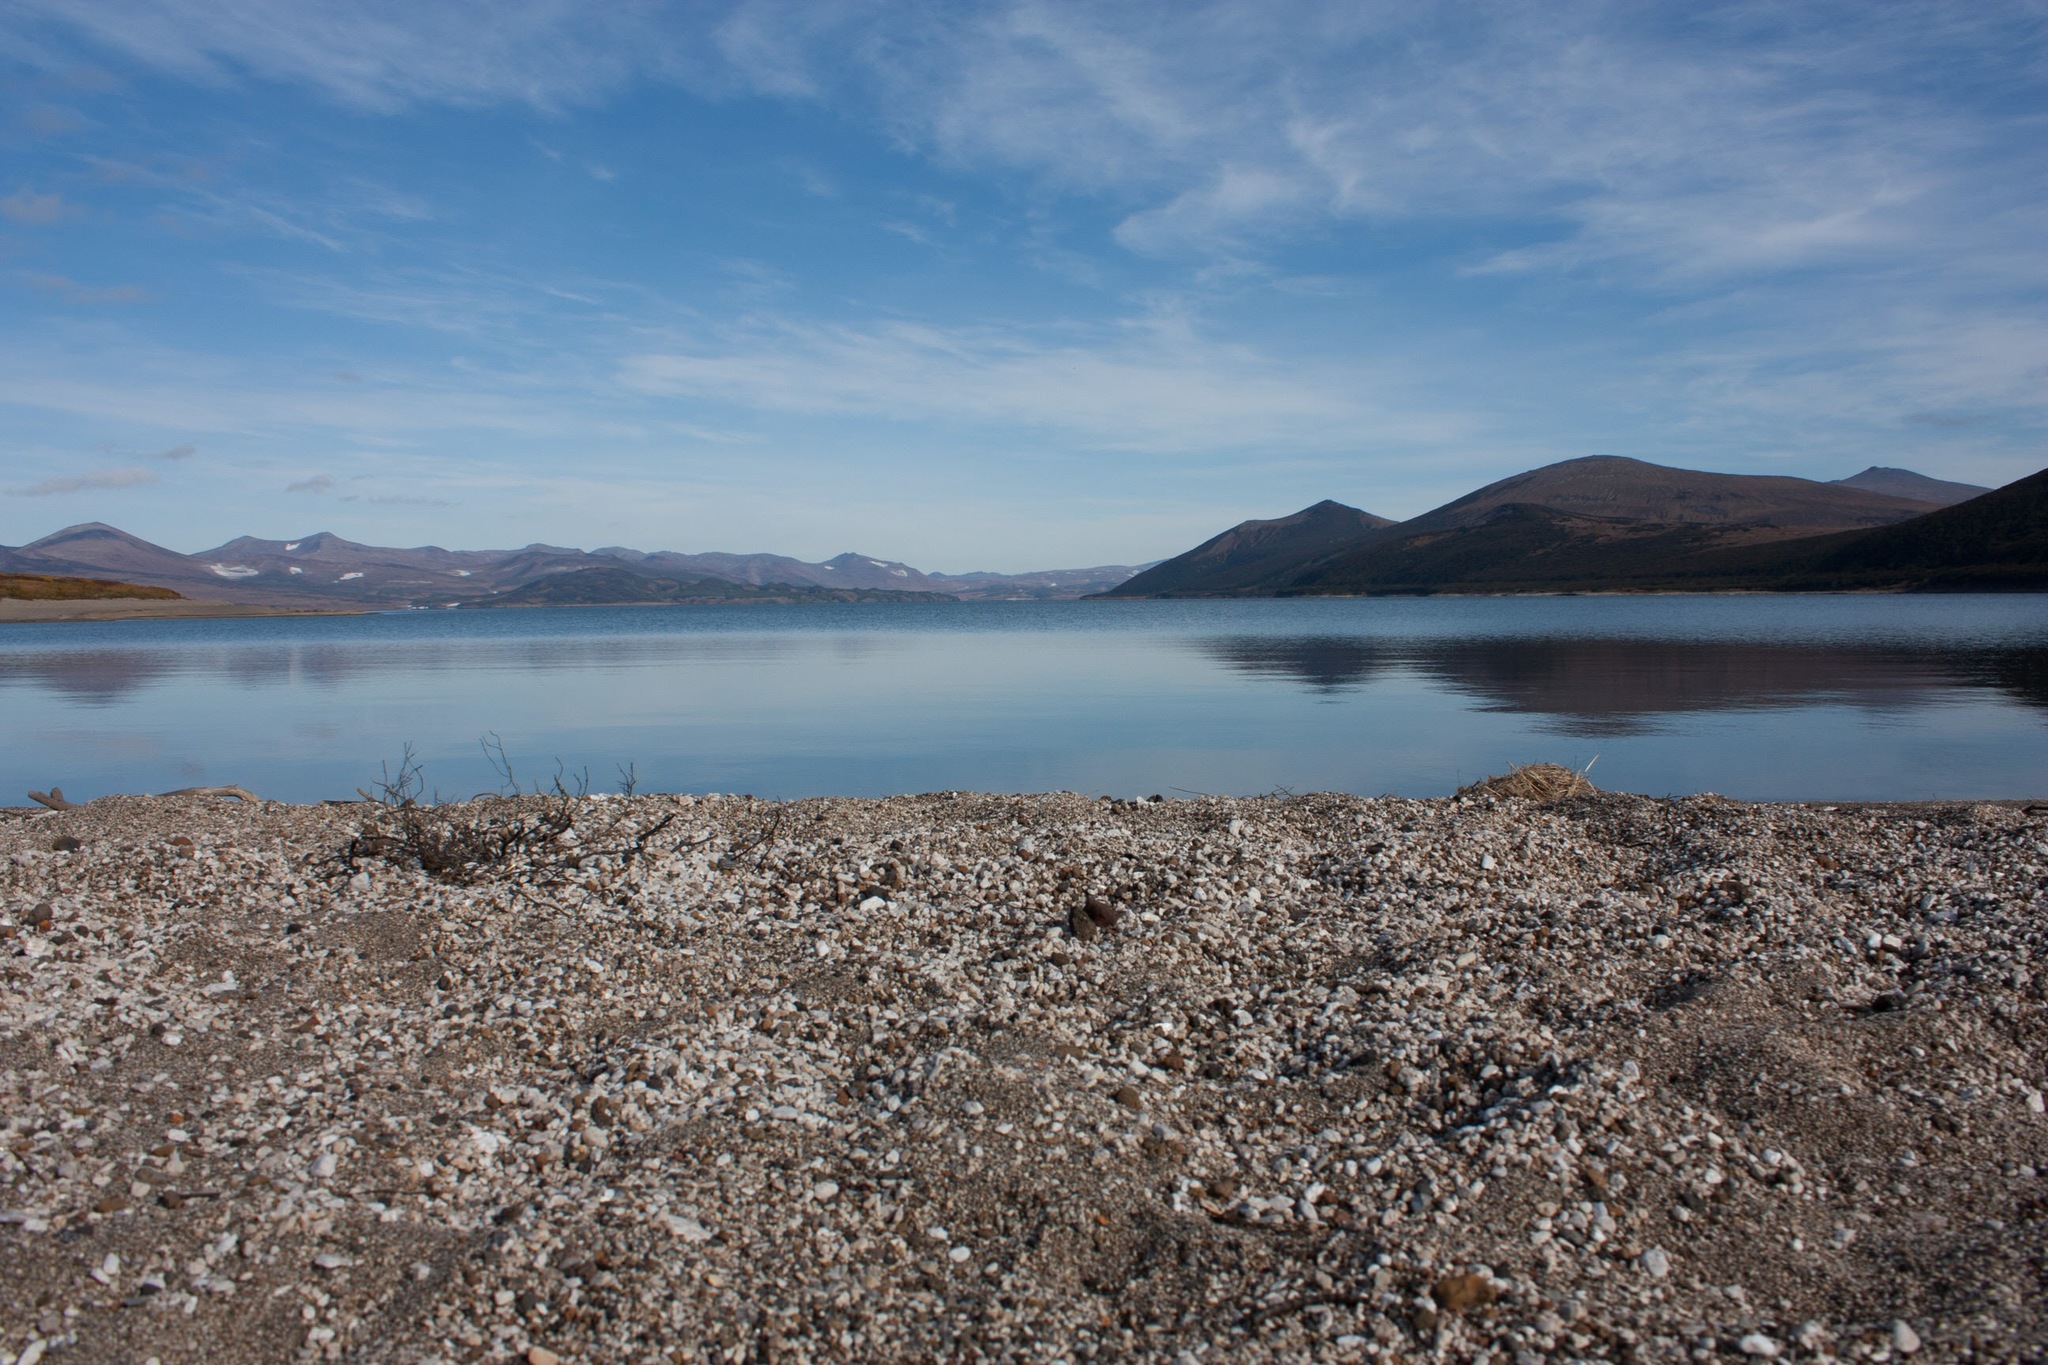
3, 787, 2044, 1363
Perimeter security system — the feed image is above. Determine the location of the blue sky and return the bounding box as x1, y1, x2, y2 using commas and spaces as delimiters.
1, 1, 2043, 570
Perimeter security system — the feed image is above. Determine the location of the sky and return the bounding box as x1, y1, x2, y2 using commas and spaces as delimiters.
0, 1, 2043, 571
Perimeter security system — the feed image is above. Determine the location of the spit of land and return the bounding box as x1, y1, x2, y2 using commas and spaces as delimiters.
2, 787, 2044, 1363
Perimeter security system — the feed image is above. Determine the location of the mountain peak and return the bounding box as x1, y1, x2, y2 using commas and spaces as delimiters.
1098, 499, 1395, 597
25, 521, 155, 549
1831, 466, 1989, 508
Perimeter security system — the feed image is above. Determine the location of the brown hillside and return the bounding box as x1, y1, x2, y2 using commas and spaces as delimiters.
0, 572, 183, 601
1413, 455, 1939, 538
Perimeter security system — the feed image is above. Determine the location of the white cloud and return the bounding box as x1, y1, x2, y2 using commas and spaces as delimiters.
286, 473, 333, 493
619, 308, 1470, 453
10, 466, 157, 496
9, 2, 2040, 289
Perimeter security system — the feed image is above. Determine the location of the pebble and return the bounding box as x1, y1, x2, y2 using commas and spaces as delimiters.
1, 788, 2041, 1362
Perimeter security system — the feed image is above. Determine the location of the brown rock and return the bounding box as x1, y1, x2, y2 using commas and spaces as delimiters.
1083, 894, 1120, 931
1066, 903, 1098, 941
1432, 1272, 1496, 1314
1113, 1084, 1142, 1109
526, 1348, 561, 1365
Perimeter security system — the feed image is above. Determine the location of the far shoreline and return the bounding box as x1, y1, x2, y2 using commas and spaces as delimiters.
0, 598, 368, 624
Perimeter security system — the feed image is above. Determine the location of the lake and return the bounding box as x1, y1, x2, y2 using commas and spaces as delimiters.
4, 596, 2045, 805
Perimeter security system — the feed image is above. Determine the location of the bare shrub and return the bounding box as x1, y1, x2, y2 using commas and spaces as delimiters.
330, 737, 675, 889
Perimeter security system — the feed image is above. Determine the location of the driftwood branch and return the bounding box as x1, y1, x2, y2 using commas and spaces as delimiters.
23, 784, 262, 810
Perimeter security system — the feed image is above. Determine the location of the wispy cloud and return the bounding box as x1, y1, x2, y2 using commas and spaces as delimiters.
0, 188, 74, 223
21, 271, 150, 303
285, 473, 334, 493
346, 491, 455, 507
10, 466, 157, 496
0, 0, 685, 113
150, 441, 196, 459
620, 307, 1466, 453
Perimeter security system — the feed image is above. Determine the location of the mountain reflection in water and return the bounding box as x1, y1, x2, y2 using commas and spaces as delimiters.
0, 634, 827, 706
1199, 635, 2048, 735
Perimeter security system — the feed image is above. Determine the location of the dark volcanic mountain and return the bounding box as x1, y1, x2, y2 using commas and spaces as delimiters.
1403, 456, 1939, 537
1099, 457, 1962, 598
1705, 465, 2048, 591
1289, 466, 2048, 595
1107, 500, 1395, 598
1831, 466, 1990, 507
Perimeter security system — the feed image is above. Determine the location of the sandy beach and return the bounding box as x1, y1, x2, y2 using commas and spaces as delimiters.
2, 787, 2043, 1363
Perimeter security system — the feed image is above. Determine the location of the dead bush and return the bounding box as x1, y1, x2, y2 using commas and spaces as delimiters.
329, 738, 675, 889
1456, 761, 1598, 803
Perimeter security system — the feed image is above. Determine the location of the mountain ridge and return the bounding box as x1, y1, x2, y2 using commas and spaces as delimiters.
0, 524, 1145, 607
1261, 469, 2046, 596
1097, 457, 1996, 598
1108, 499, 1396, 598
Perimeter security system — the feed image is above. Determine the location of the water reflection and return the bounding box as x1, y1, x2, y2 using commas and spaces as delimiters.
1201, 635, 2048, 735
0, 634, 828, 705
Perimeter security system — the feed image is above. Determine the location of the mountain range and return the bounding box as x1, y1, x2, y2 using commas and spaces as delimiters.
0, 524, 1150, 608
1101, 459, 2045, 597
6, 459, 2038, 609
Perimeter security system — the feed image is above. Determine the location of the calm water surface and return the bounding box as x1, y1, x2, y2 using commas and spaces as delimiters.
4, 597, 2045, 803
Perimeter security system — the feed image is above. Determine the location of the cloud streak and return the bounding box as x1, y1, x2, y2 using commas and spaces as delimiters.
0, 188, 73, 223
22, 272, 151, 304
10, 466, 158, 496
619, 309, 1468, 454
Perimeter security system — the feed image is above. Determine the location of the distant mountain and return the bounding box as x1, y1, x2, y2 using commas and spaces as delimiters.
13, 522, 242, 591
1099, 458, 1961, 598
1108, 500, 1395, 598
0, 522, 1135, 608
927, 564, 1154, 600
1831, 466, 1990, 507
631, 550, 945, 593
467, 566, 955, 607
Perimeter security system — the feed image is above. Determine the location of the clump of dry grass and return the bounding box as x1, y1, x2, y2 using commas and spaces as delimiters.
1457, 761, 1597, 802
